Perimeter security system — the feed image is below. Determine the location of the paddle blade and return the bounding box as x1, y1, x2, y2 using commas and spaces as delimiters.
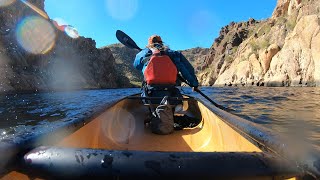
116, 30, 141, 51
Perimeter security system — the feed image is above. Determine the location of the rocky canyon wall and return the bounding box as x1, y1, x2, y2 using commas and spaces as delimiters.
199, 0, 320, 87
0, 0, 130, 93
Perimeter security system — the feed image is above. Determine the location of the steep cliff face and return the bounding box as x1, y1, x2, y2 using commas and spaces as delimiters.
107, 43, 142, 87
200, 0, 320, 87
0, 0, 130, 93
197, 19, 260, 86
180, 47, 210, 73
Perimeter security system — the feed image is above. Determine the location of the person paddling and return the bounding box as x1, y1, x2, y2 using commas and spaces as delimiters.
133, 35, 199, 135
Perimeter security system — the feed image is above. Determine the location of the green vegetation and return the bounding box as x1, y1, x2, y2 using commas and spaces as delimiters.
257, 23, 272, 37
240, 56, 247, 62
301, 0, 309, 4
248, 21, 272, 39
231, 46, 238, 54
223, 46, 238, 63
219, 34, 233, 46
276, 16, 287, 26
287, 19, 296, 31
247, 37, 270, 60
249, 40, 259, 53
287, 10, 298, 31
247, 29, 255, 38
203, 67, 212, 74
249, 37, 270, 52
248, 21, 263, 38
225, 55, 234, 63
274, 11, 297, 32
260, 39, 270, 50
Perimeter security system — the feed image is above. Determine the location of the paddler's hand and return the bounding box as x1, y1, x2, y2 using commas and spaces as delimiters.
192, 86, 199, 92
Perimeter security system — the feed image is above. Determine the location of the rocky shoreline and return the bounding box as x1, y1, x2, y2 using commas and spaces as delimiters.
0, 0, 319, 94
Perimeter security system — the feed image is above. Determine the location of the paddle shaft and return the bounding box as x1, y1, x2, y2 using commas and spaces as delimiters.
176, 76, 229, 111
194, 89, 227, 110
116, 30, 228, 110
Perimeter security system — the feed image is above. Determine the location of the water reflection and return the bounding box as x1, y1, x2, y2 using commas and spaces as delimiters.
209, 87, 320, 150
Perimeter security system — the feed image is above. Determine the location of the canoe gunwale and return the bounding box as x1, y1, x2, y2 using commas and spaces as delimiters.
21, 146, 301, 179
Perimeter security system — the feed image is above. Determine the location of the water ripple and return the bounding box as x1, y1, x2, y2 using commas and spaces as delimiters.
202, 86, 320, 150
0, 87, 319, 151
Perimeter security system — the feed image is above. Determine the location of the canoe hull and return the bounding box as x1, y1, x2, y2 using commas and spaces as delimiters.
1, 94, 318, 179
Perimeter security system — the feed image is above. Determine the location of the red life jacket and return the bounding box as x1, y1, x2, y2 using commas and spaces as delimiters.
144, 51, 177, 85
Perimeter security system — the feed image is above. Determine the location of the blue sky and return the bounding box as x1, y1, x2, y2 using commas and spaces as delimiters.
44, 0, 277, 50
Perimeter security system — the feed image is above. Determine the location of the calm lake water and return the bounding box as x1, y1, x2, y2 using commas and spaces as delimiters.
0, 87, 319, 150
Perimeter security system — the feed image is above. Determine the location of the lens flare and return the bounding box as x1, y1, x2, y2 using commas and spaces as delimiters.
52, 18, 68, 31
102, 107, 136, 145
16, 16, 56, 54
19, 0, 48, 19
188, 10, 214, 36
65, 26, 79, 39
105, 0, 138, 21
0, 0, 16, 7
52, 18, 79, 39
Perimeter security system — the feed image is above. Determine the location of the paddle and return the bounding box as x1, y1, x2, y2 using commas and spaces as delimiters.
178, 79, 230, 111
115, 30, 230, 111
116, 30, 141, 51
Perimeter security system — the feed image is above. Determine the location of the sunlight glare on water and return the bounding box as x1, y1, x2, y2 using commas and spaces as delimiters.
105, 0, 138, 21
16, 16, 56, 54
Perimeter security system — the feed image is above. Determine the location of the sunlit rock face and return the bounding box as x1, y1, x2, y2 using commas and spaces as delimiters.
197, 18, 260, 86
272, 0, 302, 18
264, 15, 320, 87
198, 0, 320, 87
0, 0, 130, 93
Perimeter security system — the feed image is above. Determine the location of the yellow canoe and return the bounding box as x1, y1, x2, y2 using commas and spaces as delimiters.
1, 94, 319, 179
